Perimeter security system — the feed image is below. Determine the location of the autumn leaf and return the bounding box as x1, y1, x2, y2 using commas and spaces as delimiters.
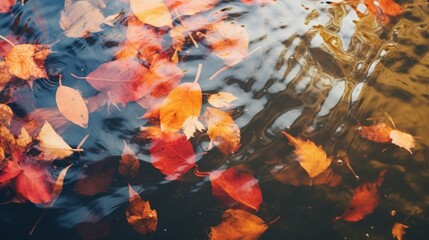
126, 185, 158, 235
335, 170, 386, 222
392, 222, 408, 240
166, 0, 220, 16
74, 158, 116, 196
24, 108, 71, 136
0, 125, 16, 154
118, 142, 139, 179
47, 164, 72, 207
358, 122, 393, 143
0, 160, 22, 183
35, 121, 75, 161
282, 132, 332, 178
14, 162, 53, 204
363, 0, 403, 24
205, 107, 240, 155
0, 61, 12, 91
4, 44, 50, 84
149, 131, 195, 180
209, 209, 268, 240
210, 167, 262, 211
0, 0, 16, 13
389, 129, 415, 154
241, 0, 277, 4
0, 103, 13, 126
208, 92, 238, 108
144, 57, 184, 98
130, 0, 173, 28
16, 127, 32, 150
182, 116, 205, 139
56, 79, 89, 128
205, 21, 249, 66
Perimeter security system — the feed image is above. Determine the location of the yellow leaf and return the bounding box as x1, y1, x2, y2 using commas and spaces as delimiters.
5, 44, 49, 82
208, 92, 238, 108
130, 0, 173, 28
389, 129, 415, 154
36, 121, 75, 161
0, 61, 12, 92
56, 83, 89, 128
282, 132, 332, 178
392, 222, 408, 240
209, 209, 268, 240
0, 103, 13, 126
126, 185, 158, 235
16, 127, 32, 149
205, 107, 240, 155
182, 116, 205, 139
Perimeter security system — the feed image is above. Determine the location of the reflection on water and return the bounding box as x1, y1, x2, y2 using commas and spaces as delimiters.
1, 0, 429, 239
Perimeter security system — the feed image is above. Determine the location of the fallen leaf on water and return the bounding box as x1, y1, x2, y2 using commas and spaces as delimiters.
392, 222, 408, 240
56, 79, 89, 128
363, 0, 403, 24
241, 0, 277, 4
282, 131, 332, 178
14, 162, 53, 204
0, 160, 22, 183
389, 129, 415, 154
0, 103, 13, 126
47, 164, 72, 207
118, 142, 139, 179
205, 107, 240, 155
209, 209, 268, 240
0, 0, 16, 13
358, 122, 393, 143
0, 61, 12, 91
208, 92, 238, 108
335, 170, 386, 222
126, 185, 158, 235
182, 116, 205, 139
16, 127, 32, 150
166, 0, 220, 16
149, 131, 195, 180
210, 167, 262, 211
130, 0, 173, 28
205, 21, 249, 66
35, 121, 74, 161
74, 158, 116, 196
24, 108, 71, 136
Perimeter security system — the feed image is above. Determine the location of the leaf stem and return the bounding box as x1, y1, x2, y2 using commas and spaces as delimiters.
0, 35, 16, 47
173, 8, 199, 48
193, 64, 202, 84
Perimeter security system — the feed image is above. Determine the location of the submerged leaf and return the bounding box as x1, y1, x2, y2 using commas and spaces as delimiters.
47, 164, 72, 207
74, 158, 116, 196
126, 185, 158, 235
0, 160, 22, 183
363, 0, 403, 24
389, 129, 415, 154
130, 0, 173, 28
119, 142, 139, 179
56, 83, 89, 128
205, 107, 240, 155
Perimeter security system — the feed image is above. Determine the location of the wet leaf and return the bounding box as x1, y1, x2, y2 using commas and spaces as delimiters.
118, 142, 139, 179
16, 127, 32, 150
205, 21, 249, 66
14, 162, 53, 204
4, 44, 50, 84
392, 222, 408, 240
208, 92, 238, 108
0, 0, 16, 13
126, 185, 158, 235
182, 116, 205, 139
358, 123, 393, 143
0, 126, 16, 154
47, 164, 72, 207
0, 103, 13, 126
56, 82, 89, 128
166, 0, 220, 16
35, 121, 74, 161
389, 129, 415, 154
205, 107, 240, 155
209, 209, 268, 240
364, 0, 403, 24
24, 108, 71, 136
159, 81, 202, 134
130, 0, 173, 28
74, 158, 116, 196
210, 167, 262, 211
282, 132, 332, 178
335, 170, 386, 222
0, 61, 12, 91
144, 57, 184, 98
149, 132, 195, 180
0, 160, 22, 183
241, 0, 277, 4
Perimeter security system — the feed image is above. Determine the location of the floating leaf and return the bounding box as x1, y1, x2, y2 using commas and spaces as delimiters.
182, 116, 205, 139
130, 0, 173, 28
363, 0, 403, 24
389, 129, 415, 154
205, 107, 240, 155
74, 158, 116, 196
0, 160, 22, 183
56, 81, 89, 128
0, 61, 12, 91
209, 209, 268, 240
210, 167, 262, 211
16, 127, 32, 150
47, 164, 72, 207
335, 170, 386, 222
208, 92, 238, 108
126, 185, 158, 235
166, 0, 220, 16
150, 132, 195, 180
14, 162, 53, 204
0, 0, 16, 13
282, 132, 332, 178
358, 123, 392, 143
36, 121, 74, 161
241, 0, 277, 5
118, 142, 139, 179
0, 103, 13, 126
392, 222, 408, 240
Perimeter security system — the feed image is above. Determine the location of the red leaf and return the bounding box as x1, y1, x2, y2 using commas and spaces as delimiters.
0, 160, 22, 183
358, 123, 393, 143
210, 167, 262, 211
14, 162, 53, 204
336, 170, 386, 222
364, 0, 403, 24
0, 0, 16, 13
149, 132, 195, 180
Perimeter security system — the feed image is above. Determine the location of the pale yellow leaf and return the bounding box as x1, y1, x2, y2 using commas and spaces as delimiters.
208, 92, 238, 108
130, 0, 173, 28
56, 84, 89, 128
182, 115, 205, 139
16, 127, 32, 149
389, 129, 415, 154
36, 121, 74, 161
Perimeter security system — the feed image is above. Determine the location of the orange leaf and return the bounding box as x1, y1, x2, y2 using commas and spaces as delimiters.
392, 222, 408, 240
282, 132, 332, 178
241, 0, 277, 5
126, 185, 158, 235
166, 0, 220, 16
389, 129, 415, 154
210, 167, 262, 211
358, 122, 393, 143
205, 21, 249, 66
130, 0, 173, 28
205, 107, 240, 155
118, 142, 139, 179
0, 103, 13, 126
209, 209, 268, 240
56, 82, 89, 128
0, 61, 12, 91
47, 164, 72, 207
0, 0, 16, 13
364, 0, 403, 24
170, 15, 210, 52
336, 170, 386, 222
208, 92, 238, 108
14, 162, 53, 204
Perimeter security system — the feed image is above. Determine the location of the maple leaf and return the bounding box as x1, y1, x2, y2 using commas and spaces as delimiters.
358, 122, 393, 143
0, 0, 16, 13
149, 131, 195, 180
35, 121, 75, 161
74, 158, 116, 196
205, 107, 240, 155
208, 92, 238, 108
209, 209, 268, 240
210, 167, 262, 211
389, 129, 415, 154
118, 142, 139, 179
282, 132, 332, 178
126, 185, 158, 235
130, 0, 173, 28
56, 79, 89, 128
166, 0, 220, 16
335, 170, 386, 222
14, 161, 53, 204
392, 222, 408, 240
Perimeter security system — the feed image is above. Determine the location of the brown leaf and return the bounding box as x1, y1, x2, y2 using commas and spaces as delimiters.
130, 0, 173, 28
389, 129, 415, 154
392, 222, 408, 240
358, 123, 393, 143
47, 164, 72, 207
282, 132, 332, 178
126, 185, 158, 235
208, 92, 238, 108
209, 209, 268, 240
74, 158, 116, 196
118, 142, 139, 179
56, 82, 89, 128
166, 0, 220, 16
35, 121, 74, 161
205, 107, 240, 155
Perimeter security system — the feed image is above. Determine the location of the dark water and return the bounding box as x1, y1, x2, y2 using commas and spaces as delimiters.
1, 0, 429, 239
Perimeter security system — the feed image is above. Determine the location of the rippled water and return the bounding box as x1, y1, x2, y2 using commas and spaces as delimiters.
1, 0, 429, 239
